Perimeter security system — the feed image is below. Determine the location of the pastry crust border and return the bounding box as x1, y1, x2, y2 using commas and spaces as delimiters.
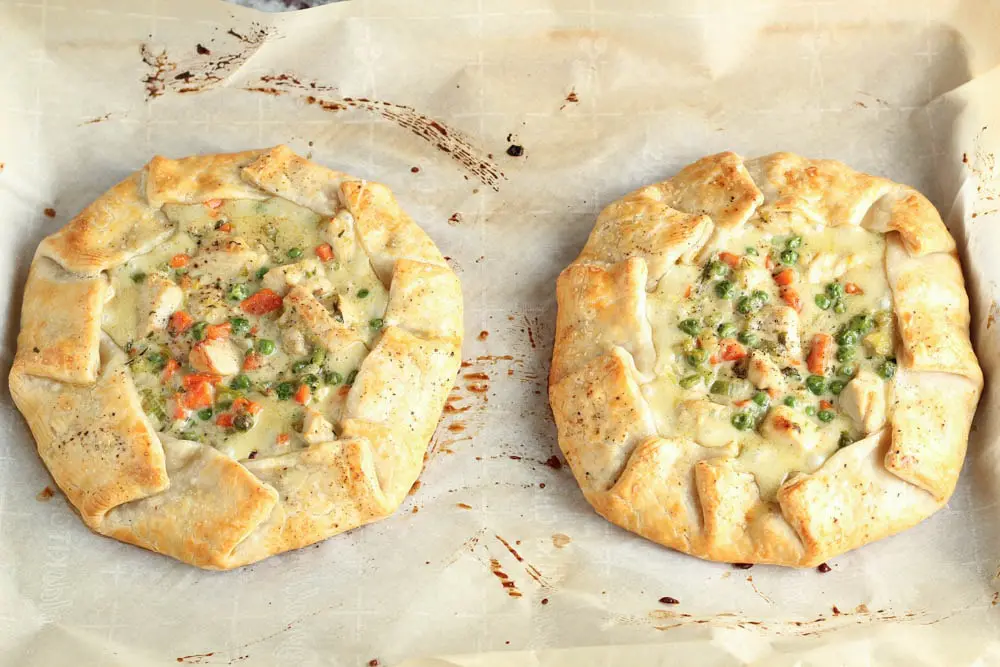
10, 146, 463, 569
550, 151, 983, 567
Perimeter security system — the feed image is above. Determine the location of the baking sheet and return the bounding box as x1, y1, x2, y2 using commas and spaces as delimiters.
2, 0, 1000, 664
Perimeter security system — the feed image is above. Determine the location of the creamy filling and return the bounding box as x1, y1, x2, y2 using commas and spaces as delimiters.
102, 197, 387, 460
643, 220, 895, 499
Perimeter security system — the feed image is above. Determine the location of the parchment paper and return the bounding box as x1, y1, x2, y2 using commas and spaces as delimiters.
2, 0, 1000, 664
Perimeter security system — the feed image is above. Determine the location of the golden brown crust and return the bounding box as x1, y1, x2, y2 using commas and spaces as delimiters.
551, 151, 982, 567
14, 258, 107, 384
38, 170, 174, 275
9, 340, 169, 526
550, 258, 655, 385
13, 147, 461, 569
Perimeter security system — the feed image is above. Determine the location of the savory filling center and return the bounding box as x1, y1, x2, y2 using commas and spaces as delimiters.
102, 197, 388, 461
644, 221, 896, 499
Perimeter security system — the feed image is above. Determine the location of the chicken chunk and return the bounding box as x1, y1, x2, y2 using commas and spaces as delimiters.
302, 407, 336, 445
325, 209, 359, 264
838, 369, 887, 434
139, 273, 183, 336
747, 350, 786, 392
188, 236, 267, 281
188, 338, 241, 376
262, 259, 333, 297
760, 405, 819, 453
279, 286, 364, 354
805, 252, 859, 284
677, 400, 740, 452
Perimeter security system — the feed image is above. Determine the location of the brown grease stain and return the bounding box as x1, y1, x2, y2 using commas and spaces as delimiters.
448, 212, 463, 225
408, 480, 422, 495
457, 503, 472, 510
81, 113, 111, 125
560, 89, 580, 110
489, 558, 522, 598
176, 653, 215, 664
552, 533, 571, 548
43, 208, 56, 218
447, 423, 466, 432
477, 330, 489, 341
36, 486, 55, 502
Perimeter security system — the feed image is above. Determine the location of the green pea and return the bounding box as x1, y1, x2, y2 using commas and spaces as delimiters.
828, 379, 846, 395
833, 299, 847, 314
679, 319, 701, 336
345, 369, 359, 385
311, 347, 327, 366
805, 405, 817, 416
230, 374, 251, 391
233, 413, 255, 432
706, 260, 729, 279
357, 288, 370, 299
256, 339, 276, 355
745, 247, 758, 256
806, 375, 826, 395
826, 283, 844, 299
197, 408, 213, 421
228, 283, 250, 301
818, 409, 835, 423
783, 395, 799, 408
686, 349, 707, 367
752, 391, 769, 408
731, 412, 754, 431
679, 375, 701, 390
229, 316, 251, 336
292, 360, 311, 374
838, 432, 853, 449
736, 296, 754, 314
848, 314, 875, 334
717, 322, 738, 339
145, 352, 167, 371
191, 321, 208, 341
836, 329, 859, 347
287, 247, 303, 259
256, 266, 270, 280
711, 380, 732, 396
131, 272, 147, 284
302, 373, 320, 391
275, 381, 296, 400
369, 318, 384, 330
878, 359, 897, 380
838, 364, 856, 378
779, 249, 799, 265
815, 294, 832, 310
751, 290, 769, 304
737, 331, 758, 347
786, 236, 803, 250
715, 280, 736, 299
836, 346, 856, 363
323, 370, 344, 385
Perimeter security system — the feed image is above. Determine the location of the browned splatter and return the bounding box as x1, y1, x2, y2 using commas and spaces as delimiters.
817, 562, 831, 573
80, 113, 111, 126
963, 152, 969, 163
467, 383, 488, 393
196, 43, 211, 55
408, 480, 422, 495
457, 503, 472, 510
490, 559, 522, 598
36, 486, 54, 502
647, 604, 926, 636
541, 598, 549, 605
855, 603, 870, 614
43, 208, 56, 218
746, 575, 773, 604
411, 506, 419, 513
732, 563, 753, 569
447, 423, 466, 432
176, 653, 215, 664
543, 455, 563, 470
987, 301, 998, 329
832, 605, 842, 616
992, 592, 999, 606
478, 330, 489, 341
495, 535, 524, 562
464, 372, 489, 380
658, 596, 680, 605
448, 212, 463, 225
410, 166, 420, 173
552, 533, 571, 548
560, 89, 580, 110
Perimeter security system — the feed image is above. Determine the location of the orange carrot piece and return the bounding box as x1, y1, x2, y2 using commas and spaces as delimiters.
169, 254, 190, 268
162, 358, 180, 382
242, 352, 262, 371
315, 243, 334, 262
820, 400, 833, 410
276, 433, 290, 446
241, 289, 283, 315
168, 311, 194, 335
807, 333, 833, 375
183, 373, 222, 389
845, 282, 863, 295
719, 252, 741, 268
773, 268, 795, 286
780, 287, 802, 312
719, 338, 747, 362
181, 381, 214, 410
205, 199, 224, 209
294, 384, 311, 405
204, 322, 232, 340
216, 413, 235, 428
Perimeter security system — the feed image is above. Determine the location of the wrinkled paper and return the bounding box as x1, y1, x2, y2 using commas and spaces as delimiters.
1, 0, 999, 664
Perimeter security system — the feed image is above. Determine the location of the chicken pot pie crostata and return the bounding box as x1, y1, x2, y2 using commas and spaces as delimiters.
550, 152, 982, 566
10, 146, 462, 569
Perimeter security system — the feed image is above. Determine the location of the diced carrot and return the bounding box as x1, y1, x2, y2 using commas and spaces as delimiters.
217, 222, 232, 232
241, 289, 283, 315
169, 254, 190, 268
162, 358, 180, 383
249, 326, 259, 336
766, 387, 779, 397
183, 373, 222, 389
845, 282, 863, 295
719, 252, 741, 268
216, 413, 235, 428
733, 400, 750, 407
205, 199, 224, 209
245, 401, 262, 415
820, 400, 833, 410
276, 433, 290, 446
807, 333, 833, 375
168, 310, 194, 335
780, 287, 802, 312
773, 268, 795, 286
338, 385, 351, 397
709, 355, 719, 365
230, 397, 262, 415
181, 381, 214, 410
294, 384, 311, 405
172, 400, 187, 420
719, 338, 747, 362
684, 284, 692, 299
765, 255, 774, 270
315, 243, 334, 262
242, 352, 262, 371
204, 322, 232, 340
